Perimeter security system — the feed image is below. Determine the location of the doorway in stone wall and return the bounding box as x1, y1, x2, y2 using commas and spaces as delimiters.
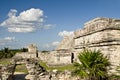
13, 63, 28, 80
36, 51, 38, 57
71, 53, 74, 63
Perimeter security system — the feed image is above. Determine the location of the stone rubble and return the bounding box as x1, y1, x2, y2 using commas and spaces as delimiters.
25, 58, 79, 80
0, 63, 16, 80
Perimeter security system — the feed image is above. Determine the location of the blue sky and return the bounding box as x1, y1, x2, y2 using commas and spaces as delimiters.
0, 0, 120, 50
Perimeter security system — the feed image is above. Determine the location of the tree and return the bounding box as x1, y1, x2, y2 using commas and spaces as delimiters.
2, 47, 10, 58
72, 49, 110, 80
1, 48, 14, 58
21, 48, 28, 52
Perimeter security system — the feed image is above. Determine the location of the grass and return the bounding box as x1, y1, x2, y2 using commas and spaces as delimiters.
15, 64, 28, 73
0, 58, 12, 65
49, 64, 74, 71
39, 60, 74, 71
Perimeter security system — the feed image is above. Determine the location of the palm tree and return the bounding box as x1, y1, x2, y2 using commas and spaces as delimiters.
72, 49, 110, 80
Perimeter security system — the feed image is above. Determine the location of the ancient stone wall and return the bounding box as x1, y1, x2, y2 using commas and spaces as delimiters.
48, 35, 75, 66
25, 58, 80, 80
74, 17, 120, 74
15, 52, 37, 58
47, 54, 71, 66
38, 52, 53, 62
38, 50, 73, 66
14, 44, 38, 59
28, 44, 37, 53
56, 36, 74, 50
0, 64, 16, 80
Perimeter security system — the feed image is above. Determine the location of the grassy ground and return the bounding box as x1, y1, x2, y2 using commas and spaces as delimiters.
15, 64, 28, 74
0, 59, 73, 73
39, 60, 74, 71
0, 58, 12, 65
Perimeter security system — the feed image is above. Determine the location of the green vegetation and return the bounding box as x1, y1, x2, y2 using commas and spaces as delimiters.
39, 60, 74, 71
41, 50, 49, 53
0, 47, 28, 59
15, 64, 28, 73
72, 49, 110, 80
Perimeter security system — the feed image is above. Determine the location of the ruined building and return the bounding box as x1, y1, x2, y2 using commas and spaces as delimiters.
15, 44, 38, 58
73, 17, 120, 73
15, 17, 120, 74
52, 17, 120, 73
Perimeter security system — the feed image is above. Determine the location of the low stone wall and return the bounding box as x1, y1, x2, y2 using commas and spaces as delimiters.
25, 58, 79, 80
38, 51, 73, 66
0, 64, 16, 80
38, 52, 53, 63
25, 58, 47, 80
14, 49, 73, 67
15, 52, 36, 58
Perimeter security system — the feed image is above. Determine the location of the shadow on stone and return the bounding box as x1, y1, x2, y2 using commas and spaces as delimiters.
13, 74, 27, 80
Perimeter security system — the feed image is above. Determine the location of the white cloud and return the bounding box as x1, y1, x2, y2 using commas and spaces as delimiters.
8, 9, 17, 17
58, 30, 74, 37
18, 8, 43, 22
4, 37, 15, 41
0, 37, 18, 49
44, 44, 50, 48
43, 41, 59, 50
0, 37, 15, 45
43, 24, 55, 30
52, 41, 59, 46
8, 27, 35, 33
0, 8, 54, 33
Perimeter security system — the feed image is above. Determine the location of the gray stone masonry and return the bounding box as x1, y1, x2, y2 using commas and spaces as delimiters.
74, 17, 120, 74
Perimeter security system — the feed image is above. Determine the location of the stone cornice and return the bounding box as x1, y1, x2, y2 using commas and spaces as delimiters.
74, 17, 120, 38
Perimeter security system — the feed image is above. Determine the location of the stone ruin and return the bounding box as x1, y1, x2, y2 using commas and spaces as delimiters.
0, 58, 79, 80
48, 17, 120, 74
25, 58, 47, 80
45, 36, 75, 66
15, 44, 38, 58
24, 58, 78, 80
73, 17, 120, 74
14, 17, 120, 75
28, 44, 37, 53
0, 61, 16, 80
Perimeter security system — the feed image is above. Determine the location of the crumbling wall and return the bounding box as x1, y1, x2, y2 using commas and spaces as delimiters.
25, 58, 80, 80
15, 52, 36, 58
0, 64, 16, 80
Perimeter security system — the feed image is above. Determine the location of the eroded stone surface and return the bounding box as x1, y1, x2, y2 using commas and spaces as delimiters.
0, 63, 16, 80
74, 17, 120, 74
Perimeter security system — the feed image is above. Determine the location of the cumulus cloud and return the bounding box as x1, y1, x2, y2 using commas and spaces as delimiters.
8, 9, 17, 17
0, 8, 54, 33
58, 30, 74, 37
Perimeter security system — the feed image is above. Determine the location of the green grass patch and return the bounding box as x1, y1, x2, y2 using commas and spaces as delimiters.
15, 64, 28, 74
39, 60, 74, 71
0, 58, 12, 65
39, 60, 49, 69
49, 64, 74, 71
